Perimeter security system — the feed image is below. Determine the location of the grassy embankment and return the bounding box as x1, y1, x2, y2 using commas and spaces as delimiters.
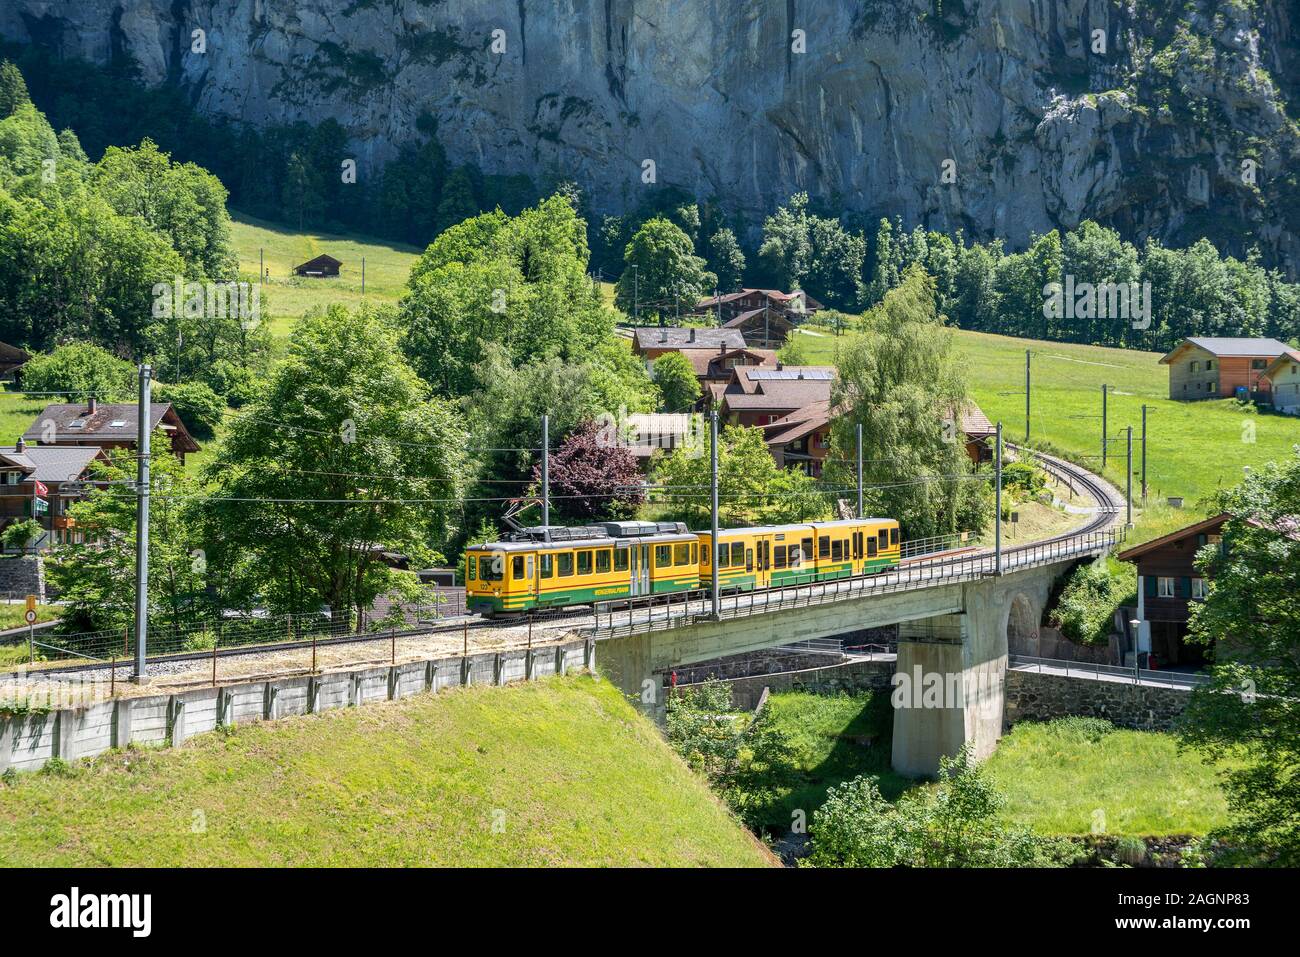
0, 675, 774, 867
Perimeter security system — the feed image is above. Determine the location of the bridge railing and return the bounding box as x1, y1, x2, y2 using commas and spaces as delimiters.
1008, 653, 1211, 688
587, 529, 1120, 641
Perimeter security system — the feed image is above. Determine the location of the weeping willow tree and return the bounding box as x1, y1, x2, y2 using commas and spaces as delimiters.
827, 265, 990, 539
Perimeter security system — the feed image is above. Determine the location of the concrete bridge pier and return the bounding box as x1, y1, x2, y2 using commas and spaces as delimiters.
891, 575, 1052, 777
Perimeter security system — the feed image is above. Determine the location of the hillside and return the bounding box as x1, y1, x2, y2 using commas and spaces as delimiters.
231, 212, 421, 337
0, 675, 774, 867
798, 325, 1300, 541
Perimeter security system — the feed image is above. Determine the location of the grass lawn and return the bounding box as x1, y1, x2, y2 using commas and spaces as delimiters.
0, 675, 773, 867
984, 718, 1235, 837
0, 601, 59, 631
799, 326, 1300, 544
0, 389, 46, 445
758, 691, 908, 829
230, 211, 422, 340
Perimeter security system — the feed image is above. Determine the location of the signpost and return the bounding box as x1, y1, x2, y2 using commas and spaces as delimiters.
25, 595, 37, 663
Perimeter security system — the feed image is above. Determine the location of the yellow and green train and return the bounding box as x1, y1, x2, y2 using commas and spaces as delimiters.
465, 518, 900, 616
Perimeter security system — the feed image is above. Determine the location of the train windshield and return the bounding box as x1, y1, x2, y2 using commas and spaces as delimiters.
476, 554, 504, 582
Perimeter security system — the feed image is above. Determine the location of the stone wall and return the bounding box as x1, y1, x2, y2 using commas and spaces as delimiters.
678, 657, 894, 711
0, 556, 43, 601
1003, 668, 1190, 732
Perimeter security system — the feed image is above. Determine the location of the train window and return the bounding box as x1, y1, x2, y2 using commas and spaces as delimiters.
541, 554, 553, 578
746, 549, 754, 572
879, 531, 888, 550
558, 553, 574, 577
731, 542, 744, 566
596, 549, 611, 573
614, 548, 629, 571
655, 545, 671, 567
718, 543, 729, 568
690, 542, 698, 564
801, 537, 813, 559
868, 537, 878, 558
578, 550, 593, 575
832, 540, 843, 561
890, 528, 899, 546
674, 543, 689, 565
512, 556, 525, 579
479, 556, 502, 582
819, 536, 830, 559
790, 546, 802, 567
467, 556, 477, 581
774, 546, 787, 569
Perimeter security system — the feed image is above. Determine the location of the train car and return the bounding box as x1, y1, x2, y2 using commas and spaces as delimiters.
697, 518, 900, 592
464, 521, 699, 616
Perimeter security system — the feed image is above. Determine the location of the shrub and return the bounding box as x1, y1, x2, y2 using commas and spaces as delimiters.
1, 518, 41, 552
1050, 557, 1136, 645
154, 381, 224, 440
20, 342, 136, 402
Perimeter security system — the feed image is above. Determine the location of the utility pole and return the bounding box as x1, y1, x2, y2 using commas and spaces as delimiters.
1125, 426, 1134, 528
994, 422, 1003, 575
856, 422, 864, 518
1140, 404, 1148, 501
132, 364, 152, 683
1025, 350, 1031, 442
541, 414, 550, 542
1101, 384, 1109, 469
259, 247, 264, 285
709, 410, 720, 620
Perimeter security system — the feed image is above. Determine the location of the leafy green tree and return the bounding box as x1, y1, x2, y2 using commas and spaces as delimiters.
614, 216, 715, 319
20, 342, 137, 402
829, 266, 974, 538
204, 303, 467, 620
652, 350, 702, 413
530, 419, 645, 521
154, 381, 225, 440
0, 60, 30, 119
666, 680, 795, 827
1050, 557, 1137, 646
1181, 452, 1300, 864
49, 441, 209, 636
92, 139, 237, 280
760, 193, 865, 309
704, 227, 746, 292
402, 195, 614, 398
654, 424, 830, 526
2, 518, 40, 553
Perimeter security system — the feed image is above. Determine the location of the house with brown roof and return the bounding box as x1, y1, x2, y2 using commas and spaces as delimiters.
0, 438, 108, 551
631, 327, 747, 363
695, 288, 824, 322
294, 254, 342, 277
1159, 337, 1290, 401
0, 341, 29, 383
1264, 349, 1300, 415
718, 366, 836, 428
763, 400, 833, 476
957, 402, 997, 464
22, 399, 201, 464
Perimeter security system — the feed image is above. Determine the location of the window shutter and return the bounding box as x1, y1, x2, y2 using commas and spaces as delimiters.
1179, 577, 1192, 598
1144, 575, 1157, 598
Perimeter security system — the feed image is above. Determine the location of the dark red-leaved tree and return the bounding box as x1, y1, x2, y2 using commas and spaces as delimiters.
532, 420, 646, 521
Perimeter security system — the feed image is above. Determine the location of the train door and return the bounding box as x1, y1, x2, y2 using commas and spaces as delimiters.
754, 537, 771, 588
629, 543, 651, 596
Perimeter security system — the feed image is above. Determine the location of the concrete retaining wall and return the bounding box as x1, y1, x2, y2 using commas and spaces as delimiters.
1003, 668, 1190, 732
0, 639, 595, 774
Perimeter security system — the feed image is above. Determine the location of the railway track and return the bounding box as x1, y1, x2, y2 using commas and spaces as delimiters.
18, 447, 1124, 679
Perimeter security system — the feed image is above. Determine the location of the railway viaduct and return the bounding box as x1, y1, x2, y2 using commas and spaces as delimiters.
591, 449, 1123, 777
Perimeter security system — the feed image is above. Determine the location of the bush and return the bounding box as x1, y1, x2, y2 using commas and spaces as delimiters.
154, 381, 224, 440
1050, 557, 1136, 645
805, 746, 1074, 868
20, 342, 136, 402
1001, 460, 1046, 497
1, 518, 41, 551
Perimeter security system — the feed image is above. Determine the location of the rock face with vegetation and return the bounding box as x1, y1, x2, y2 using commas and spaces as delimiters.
2, 0, 1296, 266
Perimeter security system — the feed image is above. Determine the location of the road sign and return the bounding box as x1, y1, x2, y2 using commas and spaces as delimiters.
24, 609, 37, 625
